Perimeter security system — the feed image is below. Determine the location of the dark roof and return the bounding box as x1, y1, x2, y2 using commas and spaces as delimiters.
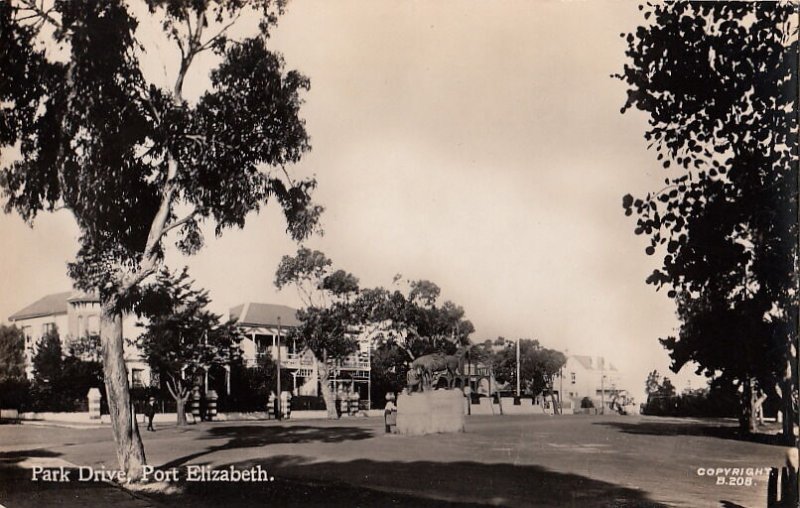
9, 291, 100, 322
230, 303, 300, 328
67, 291, 99, 304
9, 292, 72, 321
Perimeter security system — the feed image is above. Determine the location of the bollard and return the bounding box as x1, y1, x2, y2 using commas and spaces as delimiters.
87, 388, 102, 420
767, 466, 799, 507
191, 386, 202, 419
280, 391, 292, 420
267, 393, 276, 420
206, 390, 218, 421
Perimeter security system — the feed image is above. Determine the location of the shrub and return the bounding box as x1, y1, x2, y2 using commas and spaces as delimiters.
0, 377, 32, 410
580, 396, 595, 409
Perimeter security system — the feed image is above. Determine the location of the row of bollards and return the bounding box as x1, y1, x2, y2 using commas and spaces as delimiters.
189, 387, 218, 421
267, 392, 293, 420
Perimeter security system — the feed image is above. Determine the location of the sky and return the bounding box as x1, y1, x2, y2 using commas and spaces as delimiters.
0, 0, 706, 401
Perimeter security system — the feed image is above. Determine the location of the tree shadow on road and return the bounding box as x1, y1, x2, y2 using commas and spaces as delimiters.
0, 448, 62, 462
150, 455, 669, 507
0, 448, 147, 508
593, 419, 791, 447
161, 424, 374, 470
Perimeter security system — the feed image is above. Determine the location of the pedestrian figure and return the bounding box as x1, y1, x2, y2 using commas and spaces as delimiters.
384, 392, 397, 433
144, 396, 156, 432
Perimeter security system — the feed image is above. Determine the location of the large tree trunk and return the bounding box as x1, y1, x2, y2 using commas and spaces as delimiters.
317, 354, 338, 419
167, 379, 189, 426
740, 377, 766, 434
550, 391, 560, 415
780, 348, 797, 442
176, 395, 188, 426
100, 308, 146, 482
752, 391, 767, 430
739, 378, 753, 433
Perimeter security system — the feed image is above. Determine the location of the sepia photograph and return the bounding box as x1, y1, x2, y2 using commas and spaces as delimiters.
0, 1, 798, 506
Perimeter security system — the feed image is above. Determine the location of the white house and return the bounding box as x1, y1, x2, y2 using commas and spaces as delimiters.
231, 302, 371, 401
555, 355, 627, 408
8, 291, 150, 387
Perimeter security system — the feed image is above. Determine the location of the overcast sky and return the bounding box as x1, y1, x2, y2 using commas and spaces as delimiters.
0, 0, 705, 399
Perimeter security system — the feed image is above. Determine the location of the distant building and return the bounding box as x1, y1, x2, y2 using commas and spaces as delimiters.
8, 291, 150, 386
555, 355, 627, 408
10, 293, 384, 409
230, 302, 371, 401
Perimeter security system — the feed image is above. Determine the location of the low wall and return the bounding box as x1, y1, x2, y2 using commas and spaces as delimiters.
13, 409, 367, 425
468, 397, 501, 415
396, 390, 465, 436
0, 409, 19, 422
499, 398, 546, 415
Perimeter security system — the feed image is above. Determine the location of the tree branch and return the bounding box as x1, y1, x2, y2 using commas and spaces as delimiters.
18, 0, 61, 30
162, 209, 199, 235
198, 10, 243, 53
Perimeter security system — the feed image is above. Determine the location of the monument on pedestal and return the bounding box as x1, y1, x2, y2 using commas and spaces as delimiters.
394, 348, 468, 436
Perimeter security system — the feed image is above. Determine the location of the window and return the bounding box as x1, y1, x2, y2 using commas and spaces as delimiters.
42, 322, 56, 335
570, 372, 576, 384
77, 316, 84, 337
87, 316, 99, 335
131, 369, 144, 388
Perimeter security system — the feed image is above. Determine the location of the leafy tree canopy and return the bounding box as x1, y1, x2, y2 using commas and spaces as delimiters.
617, 2, 798, 401
274, 247, 360, 361
0, 0, 321, 309
492, 338, 566, 396
137, 267, 243, 398
355, 278, 475, 360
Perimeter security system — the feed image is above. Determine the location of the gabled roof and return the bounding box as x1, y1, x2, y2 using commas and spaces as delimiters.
230, 303, 301, 328
67, 291, 99, 304
9, 292, 72, 321
570, 355, 618, 372
9, 291, 100, 322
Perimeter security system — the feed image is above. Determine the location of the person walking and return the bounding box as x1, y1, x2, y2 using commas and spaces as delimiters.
384, 393, 397, 433
144, 396, 157, 432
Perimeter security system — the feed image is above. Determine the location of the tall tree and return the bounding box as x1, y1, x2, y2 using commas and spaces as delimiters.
659, 377, 677, 399
368, 342, 409, 405
644, 369, 661, 402
0, 0, 320, 479
274, 247, 360, 419
0, 324, 26, 380
356, 279, 475, 362
618, 1, 798, 437
32, 328, 64, 387
493, 338, 566, 411
137, 268, 242, 425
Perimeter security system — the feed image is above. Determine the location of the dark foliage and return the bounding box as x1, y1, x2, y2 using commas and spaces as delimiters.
617, 1, 798, 432
27, 329, 104, 412
0, 324, 26, 380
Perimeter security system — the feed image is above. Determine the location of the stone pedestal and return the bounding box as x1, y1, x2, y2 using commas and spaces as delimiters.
396, 390, 465, 436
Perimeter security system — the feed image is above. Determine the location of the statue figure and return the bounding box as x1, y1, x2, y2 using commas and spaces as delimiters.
409, 347, 469, 390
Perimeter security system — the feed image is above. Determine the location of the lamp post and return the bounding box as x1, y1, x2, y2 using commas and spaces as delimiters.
277, 316, 282, 419
600, 373, 605, 415
516, 338, 521, 397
